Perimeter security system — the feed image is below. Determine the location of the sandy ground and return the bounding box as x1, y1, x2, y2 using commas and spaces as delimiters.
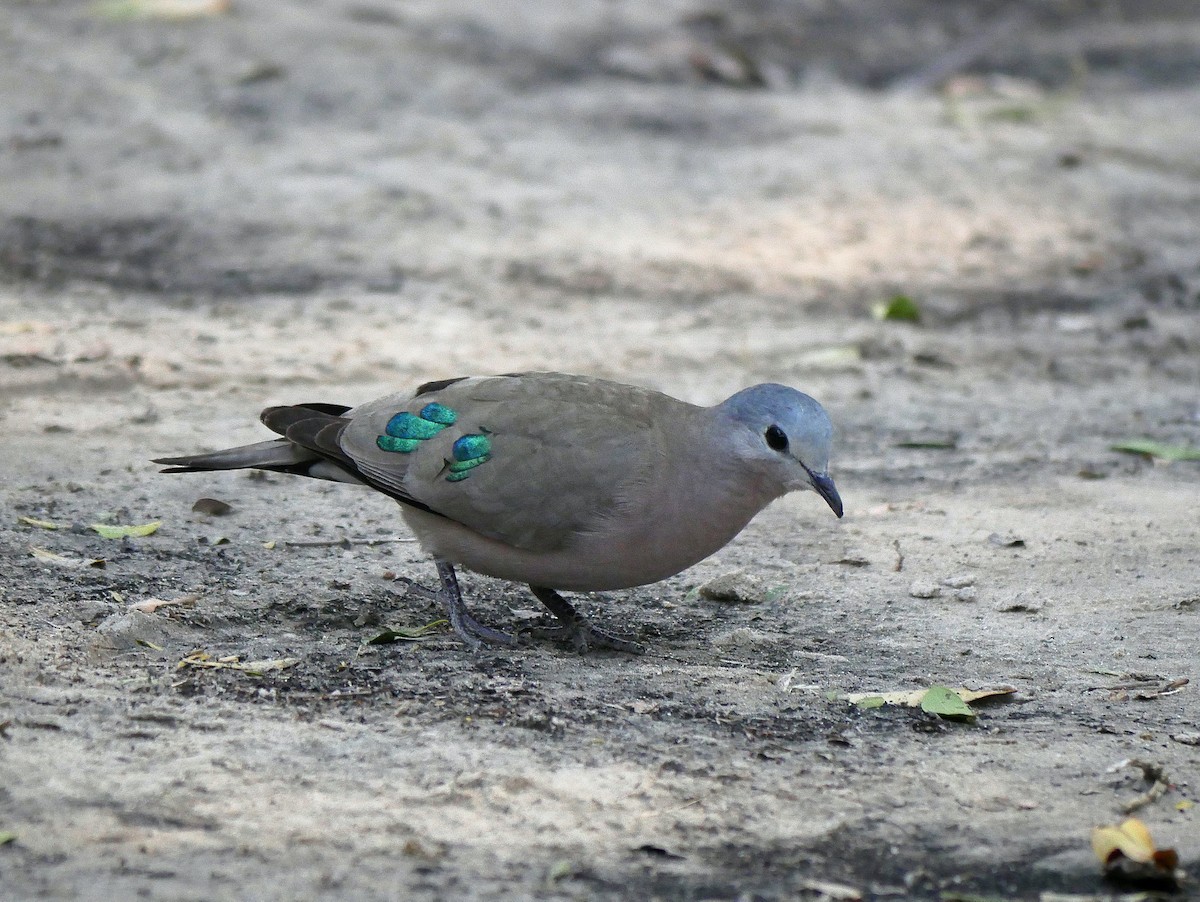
2, 2, 1199, 899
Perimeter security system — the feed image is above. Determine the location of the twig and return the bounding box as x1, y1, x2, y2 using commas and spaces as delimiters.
284, 537, 416, 548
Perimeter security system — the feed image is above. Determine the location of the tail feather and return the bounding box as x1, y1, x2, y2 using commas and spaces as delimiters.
155, 403, 364, 486
157, 400, 439, 514
261, 402, 351, 436
153, 438, 316, 474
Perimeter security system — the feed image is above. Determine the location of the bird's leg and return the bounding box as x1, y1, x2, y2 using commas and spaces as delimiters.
527, 586, 644, 654
435, 561, 518, 649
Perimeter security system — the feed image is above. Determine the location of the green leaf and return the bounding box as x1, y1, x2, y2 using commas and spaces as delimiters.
920, 685, 976, 720
0, 831, 16, 845
1111, 440, 1200, 462
367, 620, 449, 644
546, 859, 575, 883
89, 521, 162, 539
983, 105, 1038, 124
871, 294, 921, 323
855, 696, 886, 710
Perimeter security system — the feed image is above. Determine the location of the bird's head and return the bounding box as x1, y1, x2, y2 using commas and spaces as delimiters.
718, 383, 843, 518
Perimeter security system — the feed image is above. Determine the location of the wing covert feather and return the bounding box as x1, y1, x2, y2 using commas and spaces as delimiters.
338, 374, 685, 552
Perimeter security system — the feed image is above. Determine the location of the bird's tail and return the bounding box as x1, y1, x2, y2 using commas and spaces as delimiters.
153, 402, 362, 484
154, 438, 317, 474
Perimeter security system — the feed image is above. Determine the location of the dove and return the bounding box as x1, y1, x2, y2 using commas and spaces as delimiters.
154, 372, 842, 653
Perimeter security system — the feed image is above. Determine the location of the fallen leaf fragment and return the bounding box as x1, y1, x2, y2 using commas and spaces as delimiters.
18, 516, 62, 530
847, 686, 1015, 720
177, 651, 298, 675
1111, 439, 1200, 462
129, 594, 199, 613
90, 521, 161, 539
545, 859, 575, 883
367, 620, 448, 644
94, 0, 230, 21
872, 294, 921, 322
30, 546, 105, 569
795, 344, 862, 368
920, 685, 976, 720
797, 877, 861, 900
0, 320, 54, 336
1091, 818, 1180, 887
1131, 677, 1189, 700
0, 831, 16, 845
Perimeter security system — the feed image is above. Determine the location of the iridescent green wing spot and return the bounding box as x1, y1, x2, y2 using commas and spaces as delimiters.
376, 403, 458, 453
446, 433, 491, 482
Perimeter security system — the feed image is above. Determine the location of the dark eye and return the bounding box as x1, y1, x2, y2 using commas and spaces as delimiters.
764, 425, 789, 451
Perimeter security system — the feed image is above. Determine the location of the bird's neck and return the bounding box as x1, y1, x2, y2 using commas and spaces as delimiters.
663, 417, 784, 547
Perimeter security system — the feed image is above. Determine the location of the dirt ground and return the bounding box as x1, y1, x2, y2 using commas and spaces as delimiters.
2, 2, 1199, 899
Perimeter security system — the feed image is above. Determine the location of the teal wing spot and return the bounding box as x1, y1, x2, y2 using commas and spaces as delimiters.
452, 434, 491, 462
377, 404, 461, 454
377, 435, 422, 453
446, 433, 491, 481
385, 412, 446, 440
419, 402, 457, 426
446, 457, 488, 481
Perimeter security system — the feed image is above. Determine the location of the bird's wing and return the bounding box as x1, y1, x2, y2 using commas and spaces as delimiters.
338, 373, 681, 552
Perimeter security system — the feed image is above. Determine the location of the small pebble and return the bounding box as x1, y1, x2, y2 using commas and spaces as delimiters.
712, 627, 768, 648
941, 573, 976, 589
909, 580, 942, 599
997, 592, 1042, 613
699, 570, 771, 603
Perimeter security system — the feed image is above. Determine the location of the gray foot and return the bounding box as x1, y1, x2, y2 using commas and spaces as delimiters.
528, 586, 644, 654
436, 561, 518, 650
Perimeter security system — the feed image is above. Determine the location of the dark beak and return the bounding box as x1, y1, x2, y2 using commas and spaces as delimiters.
810, 472, 843, 519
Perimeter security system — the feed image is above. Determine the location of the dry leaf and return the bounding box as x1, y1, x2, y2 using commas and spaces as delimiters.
797, 877, 861, 900
177, 651, 298, 675
367, 620, 448, 644
18, 516, 62, 530
30, 546, 105, 569
847, 686, 1016, 707
129, 594, 199, 613
848, 685, 1016, 721
1091, 817, 1179, 882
